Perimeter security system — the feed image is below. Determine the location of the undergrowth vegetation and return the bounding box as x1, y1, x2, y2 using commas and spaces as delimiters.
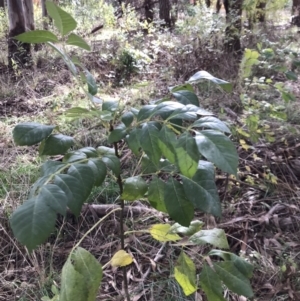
0, 0, 300, 301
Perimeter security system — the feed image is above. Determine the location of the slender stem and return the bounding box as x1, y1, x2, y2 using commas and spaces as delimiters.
110, 121, 131, 301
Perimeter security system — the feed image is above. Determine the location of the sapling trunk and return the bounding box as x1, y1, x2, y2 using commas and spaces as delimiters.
110, 120, 131, 301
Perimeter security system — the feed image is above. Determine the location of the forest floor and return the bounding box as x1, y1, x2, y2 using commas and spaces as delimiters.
1, 5, 300, 301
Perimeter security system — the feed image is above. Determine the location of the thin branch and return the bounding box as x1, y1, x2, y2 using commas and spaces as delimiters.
110, 120, 131, 301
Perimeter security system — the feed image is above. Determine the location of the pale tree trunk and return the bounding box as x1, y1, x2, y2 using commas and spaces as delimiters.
159, 0, 171, 27
224, 0, 243, 54
23, 0, 35, 31
41, 0, 50, 29
170, 0, 178, 27
7, 0, 32, 69
292, 0, 300, 26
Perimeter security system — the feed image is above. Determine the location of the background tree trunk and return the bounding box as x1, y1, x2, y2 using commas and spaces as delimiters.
144, 0, 154, 23
159, 0, 171, 27
291, 0, 300, 26
41, 0, 50, 29
0, 0, 5, 8
292, 0, 300, 15
170, 0, 178, 27
7, 0, 32, 69
224, 0, 243, 53
23, 0, 35, 31
255, 0, 266, 22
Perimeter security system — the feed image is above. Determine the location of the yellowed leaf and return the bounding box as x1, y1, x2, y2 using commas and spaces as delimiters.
150, 224, 181, 242
111, 250, 133, 267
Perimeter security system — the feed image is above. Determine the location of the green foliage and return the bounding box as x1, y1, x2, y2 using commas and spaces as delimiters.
46, 1, 77, 36
60, 247, 102, 301
188, 70, 233, 93
9, 4, 253, 301
67, 33, 91, 51
237, 45, 300, 143
13, 123, 55, 146
149, 222, 253, 299
174, 252, 197, 296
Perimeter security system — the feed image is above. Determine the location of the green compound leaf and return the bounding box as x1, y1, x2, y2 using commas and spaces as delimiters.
140, 122, 162, 166
172, 90, 199, 106
79, 147, 98, 158
188, 70, 232, 93
189, 228, 229, 249
208, 250, 254, 278
137, 105, 156, 121
39, 134, 74, 156
67, 33, 91, 51
60, 247, 102, 301
126, 128, 141, 155
84, 70, 97, 95
199, 263, 226, 301
13, 122, 55, 146
63, 151, 87, 163
148, 175, 168, 213
213, 261, 254, 298
182, 161, 221, 217
158, 125, 177, 164
195, 130, 238, 176
121, 111, 135, 127
10, 183, 68, 252
170, 83, 194, 93
101, 155, 120, 176
102, 100, 119, 113
54, 174, 86, 217
174, 252, 197, 296
122, 176, 148, 201
192, 116, 231, 134
46, 1, 77, 36
15, 30, 59, 43
149, 224, 181, 242
170, 220, 203, 236
87, 159, 107, 187
68, 164, 94, 199
175, 132, 200, 178
108, 123, 127, 144
164, 177, 194, 227
40, 161, 66, 176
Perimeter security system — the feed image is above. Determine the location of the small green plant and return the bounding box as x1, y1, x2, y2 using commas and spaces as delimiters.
237, 47, 299, 142
10, 2, 254, 301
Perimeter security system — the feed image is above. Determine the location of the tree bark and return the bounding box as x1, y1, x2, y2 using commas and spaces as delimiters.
255, 0, 266, 23
159, 0, 171, 28
7, 0, 32, 69
224, 0, 243, 54
170, 0, 178, 27
23, 0, 35, 31
144, 0, 154, 24
291, 0, 300, 26
40, 0, 50, 29
292, 0, 300, 15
